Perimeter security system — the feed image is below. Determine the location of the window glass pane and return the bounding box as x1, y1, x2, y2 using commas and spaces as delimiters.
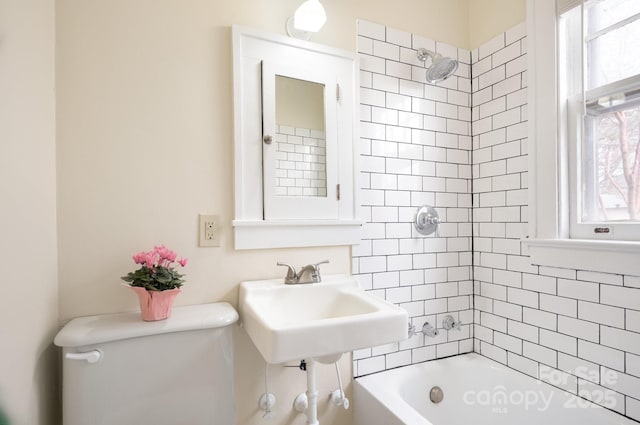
583, 102, 640, 221
585, 0, 640, 35
586, 18, 640, 89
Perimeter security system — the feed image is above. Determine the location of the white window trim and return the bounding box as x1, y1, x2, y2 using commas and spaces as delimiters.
525, 0, 640, 277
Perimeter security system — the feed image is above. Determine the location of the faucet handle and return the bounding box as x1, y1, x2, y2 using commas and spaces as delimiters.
313, 260, 329, 282
442, 315, 462, 331
277, 262, 297, 284
408, 322, 418, 338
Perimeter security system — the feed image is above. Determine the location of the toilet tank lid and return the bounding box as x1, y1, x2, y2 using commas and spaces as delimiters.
54, 302, 238, 348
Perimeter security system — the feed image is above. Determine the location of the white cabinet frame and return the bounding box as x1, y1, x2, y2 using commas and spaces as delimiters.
231, 25, 362, 250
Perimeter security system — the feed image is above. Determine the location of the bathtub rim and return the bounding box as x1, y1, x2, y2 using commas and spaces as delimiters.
353, 352, 638, 425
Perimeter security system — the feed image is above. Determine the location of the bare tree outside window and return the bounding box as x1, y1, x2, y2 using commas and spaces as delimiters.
595, 105, 640, 220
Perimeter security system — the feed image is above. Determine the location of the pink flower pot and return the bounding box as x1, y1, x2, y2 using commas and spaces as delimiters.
128, 286, 181, 321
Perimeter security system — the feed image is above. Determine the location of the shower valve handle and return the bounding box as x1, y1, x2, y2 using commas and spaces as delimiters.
443, 315, 462, 331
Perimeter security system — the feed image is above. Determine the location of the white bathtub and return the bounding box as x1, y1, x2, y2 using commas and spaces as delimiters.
354, 353, 636, 425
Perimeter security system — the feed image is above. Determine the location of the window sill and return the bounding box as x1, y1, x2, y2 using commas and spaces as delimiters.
524, 238, 640, 277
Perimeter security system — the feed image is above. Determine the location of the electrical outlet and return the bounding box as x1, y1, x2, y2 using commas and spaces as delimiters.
199, 214, 220, 247
205, 220, 215, 240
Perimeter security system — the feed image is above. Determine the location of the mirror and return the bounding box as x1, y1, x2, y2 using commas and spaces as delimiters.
261, 60, 338, 220
274, 76, 327, 198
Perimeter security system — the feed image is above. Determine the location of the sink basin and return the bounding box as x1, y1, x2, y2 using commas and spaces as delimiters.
239, 274, 408, 364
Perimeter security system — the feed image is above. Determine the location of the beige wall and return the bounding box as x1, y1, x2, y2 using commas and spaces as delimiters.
469, 0, 526, 49
55, 1, 470, 424
0, 0, 58, 424
327, 0, 470, 50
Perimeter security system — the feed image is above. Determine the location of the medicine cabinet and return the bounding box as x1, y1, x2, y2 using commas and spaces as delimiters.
231, 25, 361, 249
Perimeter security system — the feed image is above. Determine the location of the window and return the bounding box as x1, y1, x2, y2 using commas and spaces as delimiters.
559, 0, 640, 240
526, 0, 640, 276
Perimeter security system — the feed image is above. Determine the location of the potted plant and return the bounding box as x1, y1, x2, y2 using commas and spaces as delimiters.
121, 245, 188, 321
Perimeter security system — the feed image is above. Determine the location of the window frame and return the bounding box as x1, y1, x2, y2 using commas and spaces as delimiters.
560, 2, 640, 240
525, 0, 640, 276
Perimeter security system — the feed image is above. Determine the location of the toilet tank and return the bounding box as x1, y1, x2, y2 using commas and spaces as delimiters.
54, 302, 238, 425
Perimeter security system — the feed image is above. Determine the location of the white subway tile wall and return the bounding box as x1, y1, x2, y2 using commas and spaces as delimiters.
353, 20, 474, 377
471, 22, 640, 422
353, 18, 640, 423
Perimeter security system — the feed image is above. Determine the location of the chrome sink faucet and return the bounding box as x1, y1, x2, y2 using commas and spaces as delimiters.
277, 260, 329, 284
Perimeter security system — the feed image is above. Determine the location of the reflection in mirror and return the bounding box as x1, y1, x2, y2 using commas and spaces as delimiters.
274, 75, 327, 198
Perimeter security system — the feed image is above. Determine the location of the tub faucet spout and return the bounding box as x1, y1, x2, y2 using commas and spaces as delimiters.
408, 321, 439, 338
422, 322, 439, 338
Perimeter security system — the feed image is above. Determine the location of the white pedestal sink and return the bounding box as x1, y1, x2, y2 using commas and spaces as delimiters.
239, 274, 408, 425
238, 274, 408, 364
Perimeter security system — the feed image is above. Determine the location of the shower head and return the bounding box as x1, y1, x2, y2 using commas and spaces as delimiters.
426, 56, 459, 83
416, 48, 459, 84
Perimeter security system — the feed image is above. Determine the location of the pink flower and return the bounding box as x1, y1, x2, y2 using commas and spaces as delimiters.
154, 245, 177, 263
164, 249, 177, 262
144, 252, 156, 268
132, 252, 147, 264
130, 245, 186, 270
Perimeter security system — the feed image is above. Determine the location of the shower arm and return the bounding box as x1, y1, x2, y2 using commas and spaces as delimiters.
416, 48, 438, 63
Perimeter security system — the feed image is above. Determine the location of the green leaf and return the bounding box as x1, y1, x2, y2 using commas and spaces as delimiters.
121, 264, 186, 291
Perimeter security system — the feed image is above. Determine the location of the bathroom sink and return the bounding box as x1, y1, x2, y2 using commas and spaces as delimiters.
239, 274, 408, 364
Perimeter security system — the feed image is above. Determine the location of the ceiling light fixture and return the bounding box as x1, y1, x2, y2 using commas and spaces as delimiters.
286, 0, 327, 40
